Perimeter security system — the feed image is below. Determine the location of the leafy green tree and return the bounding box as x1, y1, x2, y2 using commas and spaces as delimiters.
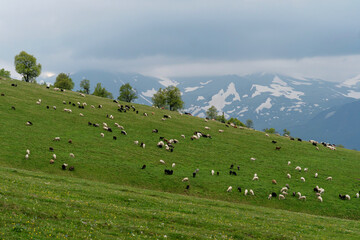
283, 128, 290, 136
0, 68, 11, 78
14, 51, 41, 82
246, 119, 254, 128
206, 106, 218, 119
93, 83, 113, 99
152, 86, 184, 111
118, 83, 138, 102
264, 128, 277, 134
80, 79, 90, 94
54, 73, 74, 90
227, 118, 245, 127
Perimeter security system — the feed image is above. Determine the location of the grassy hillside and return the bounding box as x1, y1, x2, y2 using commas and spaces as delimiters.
1, 76, 360, 238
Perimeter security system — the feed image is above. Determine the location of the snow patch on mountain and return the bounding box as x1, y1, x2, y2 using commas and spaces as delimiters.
255, 98, 272, 113
344, 90, 360, 99
227, 109, 236, 114
238, 107, 248, 114
185, 86, 203, 92
158, 77, 179, 87
242, 94, 248, 98
200, 80, 212, 85
325, 111, 336, 119
251, 76, 304, 100
206, 82, 241, 116
197, 96, 205, 101
337, 74, 360, 88
291, 81, 312, 86
141, 88, 157, 97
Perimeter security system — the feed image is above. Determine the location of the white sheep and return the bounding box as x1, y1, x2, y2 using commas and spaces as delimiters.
26, 149, 30, 155
205, 126, 210, 130
318, 188, 325, 194
134, 140, 139, 145
253, 176, 259, 181
91, 105, 95, 108
159, 160, 165, 164
299, 195, 306, 201
53, 154, 56, 160
287, 173, 291, 179
300, 177, 306, 182
172, 163, 176, 168
297, 192, 302, 197
345, 195, 351, 200
249, 189, 254, 195
304, 168, 308, 172
218, 129, 224, 133
211, 170, 215, 176
250, 157, 256, 161
356, 193, 359, 198
69, 153, 75, 158
25, 154, 29, 159
182, 177, 189, 182
316, 146, 319, 150
80, 93, 85, 97
79, 113, 84, 117
295, 166, 301, 171
288, 161, 291, 165
317, 196, 323, 202
265, 133, 269, 137
181, 134, 185, 139
281, 187, 288, 193
315, 173, 318, 178
268, 194, 272, 199
244, 189, 248, 196
53, 106, 57, 110
227, 186, 233, 192
326, 176, 332, 181
53, 137, 61, 141
100, 133, 105, 137
279, 194, 285, 200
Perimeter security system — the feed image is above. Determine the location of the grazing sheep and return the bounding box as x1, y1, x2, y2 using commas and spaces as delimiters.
217, 171, 219, 176
227, 186, 232, 192
318, 188, 325, 194
281, 187, 288, 193
288, 161, 291, 165
326, 176, 333, 181
316, 146, 319, 150
287, 173, 291, 179
252, 175, 259, 181
275, 146, 281, 150
79, 113, 84, 117
134, 141, 139, 145
304, 168, 308, 172
295, 166, 301, 171
121, 130, 127, 135
140, 142, 145, 148
26, 149, 30, 155
62, 163, 68, 170
315, 173, 318, 178
272, 179, 277, 184
249, 189, 254, 195
186, 185, 190, 190
53, 137, 61, 141
204, 126, 210, 130
53, 154, 56, 160
141, 165, 146, 169
297, 192, 302, 197
355, 193, 359, 198
182, 177, 189, 182
11, 106, 16, 110
80, 93, 85, 97
339, 194, 346, 200
143, 113, 148, 116
25, 154, 29, 159
250, 157, 256, 161
159, 160, 165, 164
211, 170, 215, 176
69, 153, 75, 158
218, 129, 224, 133
268, 194, 272, 199
100, 133, 105, 137
279, 194, 285, 200
68, 139, 72, 144
157, 141, 165, 148
181, 134, 185, 139
272, 192, 277, 197
237, 187, 242, 192
300, 177, 306, 182
49, 159, 55, 164
299, 196, 306, 201
285, 184, 290, 189
317, 196, 323, 202
53, 106, 57, 110
26, 121, 33, 126
49, 147, 54, 151
244, 189, 248, 196
193, 172, 196, 178
172, 163, 176, 168
265, 133, 269, 137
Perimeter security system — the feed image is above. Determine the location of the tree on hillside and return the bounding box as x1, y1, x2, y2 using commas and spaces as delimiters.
14, 51, 41, 82
118, 83, 138, 102
216, 113, 226, 123
54, 73, 74, 90
206, 106, 218, 119
283, 128, 290, 136
152, 86, 184, 111
93, 83, 113, 99
245, 119, 254, 128
228, 117, 245, 127
0, 68, 11, 78
80, 79, 90, 94
264, 128, 277, 134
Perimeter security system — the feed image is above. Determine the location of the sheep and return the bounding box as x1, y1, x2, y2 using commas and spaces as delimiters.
69, 153, 75, 158
272, 192, 277, 197
279, 194, 285, 200
157, 141, 165, 148
272, 179, 277, 184
79, 113, 84, 117
218, 129, 224, 133
300, 177, 306, 182
356, 193, 359, 198
69, 166, 75, 171
53, 154, 57, 160
182, 177, 189, 182
318, 188, 325, 194
304, 168, 308, 172
316, 146, 319, 150
265, 133, 269, 137
143, 113, 148, 117
299, 196, 306, 201
49, 147, 54, 151
91, 105, 95, 108
287, 173, 291, 179
49, 159, 55, 164
297, 192, 302, 197
26, 121, 33, 126
275, 146, 281, 150
140, 142, 145, 148
109, 115, 114, 119
181, 134, 185, 139
315, 173, 318, 178
134, 140, 139, 145
172, 163, 176, 168
53, 137, 61, 141
100, 133, 105, 137
249, 189, 254, 195
80, 93, 85, 97
326, 176, 333, 181
295, 166, 301, 171
159, 159, 165, 164
25, 154, 29, 159
250, 157, 256, 161
62, 163, 68, 170
317, 196, 323, 202
237, 187, 242, 192
211, 170, 215, 176
345, 195, 351, 200
268, 194, 272, 200
227, 186, 233, 192
52, 106, 57, 110
186, 185, 190, 190
193, 172, 196, 178
121, 130, 127, 135
26, 149, 30, 155
204, 126, 210, 130
141, 164, 146, 169
288, 161, 291, 165
281, 191, 288, 195
280, 187, 288, 193
244, 189, 248, 196
253, 175, 259, 181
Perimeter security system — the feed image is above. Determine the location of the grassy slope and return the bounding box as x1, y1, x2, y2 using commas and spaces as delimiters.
1, 77, 360, 238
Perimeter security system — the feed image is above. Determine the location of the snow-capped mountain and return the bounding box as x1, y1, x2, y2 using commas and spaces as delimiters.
70, 71, 360, 132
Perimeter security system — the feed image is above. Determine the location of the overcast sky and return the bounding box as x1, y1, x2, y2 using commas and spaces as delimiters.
1, 0, 360, 82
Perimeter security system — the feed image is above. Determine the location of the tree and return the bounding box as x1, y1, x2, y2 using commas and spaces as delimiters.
206, 106, 218, 119
245, 119, 254, 128
80, 79, 90, 94
264, 128, 277, 134
228, 118, 245, 127
54, 73, 74, 90
118, 83, 138, 102
152, 86, 184, 111
0, 68, 11, 78
93, 83, 113, 99
14, 51, 41, 82
283, 128, 290, 136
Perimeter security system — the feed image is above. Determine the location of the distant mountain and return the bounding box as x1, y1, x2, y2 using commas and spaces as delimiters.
290, 100, 360, 150
68, 70, 360, 134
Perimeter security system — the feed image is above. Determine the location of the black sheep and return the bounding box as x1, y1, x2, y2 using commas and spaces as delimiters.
46, 106, 49, 109
62, 164, 68, 170
11, 106, 16, 110
217, 171, 219, 176
186, 185, 190, 190
272, 140, 277, 144
193, 172, 196, 178
141, 165, 146, 169
152, 129, 159, 133
237, 187, 242, 192
230, 164, 234, 169
272, 192, 277, 197
49, 147, 54, 151
88, 122, 92, 126
113, 136, 117, 140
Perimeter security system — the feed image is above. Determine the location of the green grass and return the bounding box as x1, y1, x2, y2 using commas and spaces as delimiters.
1, 76, 360, 238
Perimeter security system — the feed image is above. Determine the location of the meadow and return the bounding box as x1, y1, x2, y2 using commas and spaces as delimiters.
0, 76, 359, 239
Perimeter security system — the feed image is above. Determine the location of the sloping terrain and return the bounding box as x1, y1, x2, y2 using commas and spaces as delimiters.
1, 76, 360, 238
